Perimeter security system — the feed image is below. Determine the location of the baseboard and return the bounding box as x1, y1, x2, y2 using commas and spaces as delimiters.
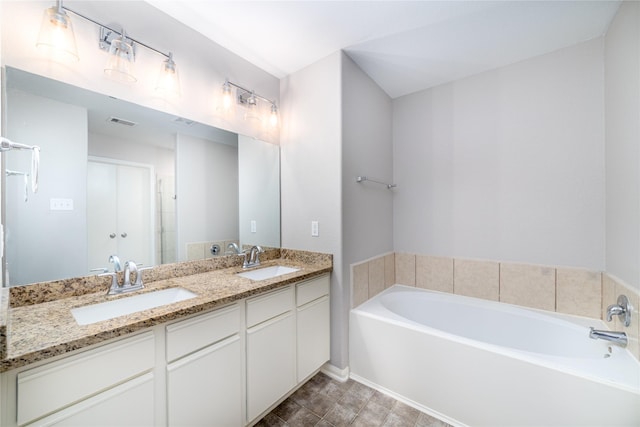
320, 363, 350, 382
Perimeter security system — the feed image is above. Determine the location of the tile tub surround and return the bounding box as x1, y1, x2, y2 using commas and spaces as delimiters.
0, 249, 332, 372
351, 252, 640, 360
257, 372, 452, 427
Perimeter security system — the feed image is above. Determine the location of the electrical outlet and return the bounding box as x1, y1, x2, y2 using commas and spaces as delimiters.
251, 220, 257, 233
311, 221, 319, 237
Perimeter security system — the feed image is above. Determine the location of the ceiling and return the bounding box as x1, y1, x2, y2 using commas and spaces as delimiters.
146, 0, 621, 99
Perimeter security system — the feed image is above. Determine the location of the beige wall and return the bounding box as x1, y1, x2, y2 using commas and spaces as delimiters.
605, 0, 640, 293
392, 38, 605, 271
280, 52, 345, 367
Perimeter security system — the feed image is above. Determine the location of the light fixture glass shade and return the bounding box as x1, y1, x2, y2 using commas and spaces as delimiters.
155, 53, 180, 98
269, 103, 279, 128
244, 92, 261, 122
104, 33, 136, 83
221, 80, 233, 111
36, 5, 79, 62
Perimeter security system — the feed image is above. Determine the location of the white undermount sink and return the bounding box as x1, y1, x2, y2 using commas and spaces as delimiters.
71, 287, 197, 326
237, 265, 300, 281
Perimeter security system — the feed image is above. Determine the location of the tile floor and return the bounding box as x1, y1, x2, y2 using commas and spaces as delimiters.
255, 372, 452, 427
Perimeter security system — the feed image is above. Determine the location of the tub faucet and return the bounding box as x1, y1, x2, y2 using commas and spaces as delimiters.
606, 295, 632, 327
589, 327, 627, 347
227, 242, 249, 267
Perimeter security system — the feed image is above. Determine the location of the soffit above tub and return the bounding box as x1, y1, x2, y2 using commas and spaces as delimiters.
146, 1, 620, 98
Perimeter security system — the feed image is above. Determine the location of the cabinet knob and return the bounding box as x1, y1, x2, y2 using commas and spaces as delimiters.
121, 232, 128, 238
109, 233, 116, 239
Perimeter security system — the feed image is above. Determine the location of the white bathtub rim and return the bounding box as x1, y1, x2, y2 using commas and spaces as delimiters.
349, 372, 467, 427
352, 285, 640, 393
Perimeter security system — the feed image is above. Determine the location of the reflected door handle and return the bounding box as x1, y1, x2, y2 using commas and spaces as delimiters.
109, 233, 116, 239
121, 232, 128, 238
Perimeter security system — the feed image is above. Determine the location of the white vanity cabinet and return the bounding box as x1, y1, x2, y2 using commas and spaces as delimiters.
165, 304, 242, 427
12, 331, 155, 427
1, 272, 331, 427
296, 275, 330, 382
246, 286, 296, 422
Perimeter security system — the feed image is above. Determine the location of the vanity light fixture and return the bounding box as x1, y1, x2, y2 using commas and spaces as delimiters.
103, 29, 136, 83
36, 0, 79, 62
221, 79, 279, 128
37, 1, 182, 96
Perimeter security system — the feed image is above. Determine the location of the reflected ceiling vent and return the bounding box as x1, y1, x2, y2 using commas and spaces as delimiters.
173, 117, 195, 126
107, 116, 137, 126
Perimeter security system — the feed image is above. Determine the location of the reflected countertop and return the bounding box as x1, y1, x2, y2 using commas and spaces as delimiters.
0, 249, 332, 372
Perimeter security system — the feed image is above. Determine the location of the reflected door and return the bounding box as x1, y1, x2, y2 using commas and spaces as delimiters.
88, 159, 154, 271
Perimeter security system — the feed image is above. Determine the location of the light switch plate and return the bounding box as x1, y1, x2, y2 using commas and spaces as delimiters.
250, 220, 257, 233
50, 198, 74, 211
311, 221, 319, 237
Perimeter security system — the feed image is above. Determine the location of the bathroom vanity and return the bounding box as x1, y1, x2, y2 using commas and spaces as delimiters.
0, 251, 331, 427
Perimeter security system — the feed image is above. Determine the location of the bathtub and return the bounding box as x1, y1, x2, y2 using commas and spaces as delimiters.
349, 285, 640, 427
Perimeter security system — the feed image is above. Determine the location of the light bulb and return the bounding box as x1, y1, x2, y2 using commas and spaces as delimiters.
155, 53, 180, 98
269, 103, 279, 128
222, 80, 233, 111
36, 3, 79, 62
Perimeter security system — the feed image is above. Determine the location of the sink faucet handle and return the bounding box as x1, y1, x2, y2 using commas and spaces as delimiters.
108, 255, 122, 272
99, 271, 119, 293
123, 261, 139, 287
134, 266, 153, 287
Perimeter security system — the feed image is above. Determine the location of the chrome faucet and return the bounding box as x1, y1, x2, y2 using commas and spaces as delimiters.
606, 295, 632, 327
589, 327, 628, 347
105, 260, 150, 295
247, 245, 264, 267
226, 242, 241, 255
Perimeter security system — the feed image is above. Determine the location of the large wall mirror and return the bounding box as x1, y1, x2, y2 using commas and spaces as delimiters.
2, 66, 280, 287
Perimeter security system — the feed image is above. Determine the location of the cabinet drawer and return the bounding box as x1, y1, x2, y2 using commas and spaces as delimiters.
296, 274, 330, 307
246, 286, 293, 328
25, 373, 155, 427
166, 304, 240, 362
17, 331, 154, 426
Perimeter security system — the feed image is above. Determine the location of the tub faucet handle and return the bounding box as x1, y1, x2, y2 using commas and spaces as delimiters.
606, 295, 632, 327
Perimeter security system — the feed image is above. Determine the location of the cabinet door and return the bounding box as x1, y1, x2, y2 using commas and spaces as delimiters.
246, 312, 295, 422
167, 335, 242, 427
297, 295, 330, 382
26, 373, 154, 427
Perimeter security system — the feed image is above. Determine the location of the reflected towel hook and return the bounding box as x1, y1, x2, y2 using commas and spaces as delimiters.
6, 169, 30, 202
1, 137, 40, 193
356, 176, 396, 190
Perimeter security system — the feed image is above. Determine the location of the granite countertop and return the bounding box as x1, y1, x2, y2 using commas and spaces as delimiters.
0, 250, 332, 372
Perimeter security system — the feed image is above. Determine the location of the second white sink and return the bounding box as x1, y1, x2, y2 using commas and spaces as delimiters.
237, 265, 300, 281
71, 287, 197, 325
